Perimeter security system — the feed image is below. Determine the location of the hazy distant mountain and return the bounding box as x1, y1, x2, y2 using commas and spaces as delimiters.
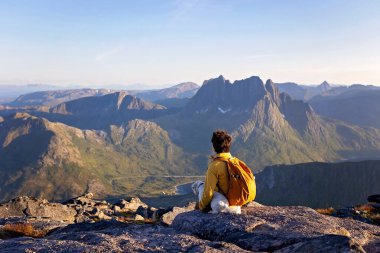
7, 88, 116, 107
0, 113, 198, 202
157, 75, 380, 169
131, 82, 199, 102
0, 98, 13, 105
256, 160, 380, 208
275, 81, 332, 100
310, 90, 380, 129
44, 92, 168, 129
275, 81, 380, 101
3, 82, 199, 108
0, 84, 59, 99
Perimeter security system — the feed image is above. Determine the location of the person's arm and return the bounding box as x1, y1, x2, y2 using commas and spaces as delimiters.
199, 165, 218, 211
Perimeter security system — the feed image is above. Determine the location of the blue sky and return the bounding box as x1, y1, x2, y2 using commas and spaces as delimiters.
0, 0, 379, 87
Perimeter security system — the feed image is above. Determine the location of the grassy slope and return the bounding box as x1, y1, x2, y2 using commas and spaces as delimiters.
0, 114, 200, 202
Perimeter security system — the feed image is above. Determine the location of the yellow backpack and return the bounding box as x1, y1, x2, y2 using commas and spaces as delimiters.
215, 156, 256, 206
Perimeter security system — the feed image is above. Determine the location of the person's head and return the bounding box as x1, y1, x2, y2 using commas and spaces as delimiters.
211, 130, 232, 154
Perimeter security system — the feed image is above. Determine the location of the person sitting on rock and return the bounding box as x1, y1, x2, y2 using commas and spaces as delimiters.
198, 130, 256, 212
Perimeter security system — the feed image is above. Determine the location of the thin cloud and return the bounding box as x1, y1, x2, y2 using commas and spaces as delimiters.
95, 46, 125, 62
170, 0, 202, 23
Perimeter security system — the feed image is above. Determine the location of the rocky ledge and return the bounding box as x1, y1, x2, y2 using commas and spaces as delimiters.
0, 194, 379, 252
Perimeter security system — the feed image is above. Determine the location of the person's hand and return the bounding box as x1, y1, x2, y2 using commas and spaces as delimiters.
195, 202, 200, 210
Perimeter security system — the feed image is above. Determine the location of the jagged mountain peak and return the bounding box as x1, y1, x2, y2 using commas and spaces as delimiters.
321, 80, 330, 86
265, 79, 280, 103
201, 75, 230, 88
319, 81, 331, 91
185, 75, 268, 114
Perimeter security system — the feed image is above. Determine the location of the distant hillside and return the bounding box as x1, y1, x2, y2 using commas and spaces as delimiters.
275, 81, 380, 101
3, 82, 199, 108
309, 90, 380, 129
7, 88, 116, 107
0, 113, 199, 202
131, 82, 199, 102
256, 160, 380, 208
44, 92, 169, 130
275, 81, 332, 100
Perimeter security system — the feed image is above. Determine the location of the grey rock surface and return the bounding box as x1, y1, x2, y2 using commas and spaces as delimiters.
171, 205, 380, 252
0, 196, 379, 252
0, 220, 248, 253
0, 196, 76, 222
161, 202, 196, 225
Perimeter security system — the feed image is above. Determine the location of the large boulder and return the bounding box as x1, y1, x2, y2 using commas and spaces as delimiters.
114, 197, 148, 213
161, 202, 196, 225
63, 192, 95, 206
171, 205, 380, 252
0, 197, 76, 223
63, 192, 116, 222
0, 218, 69, 239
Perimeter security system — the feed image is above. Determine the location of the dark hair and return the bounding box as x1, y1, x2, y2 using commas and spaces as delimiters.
211, 130, 232, 153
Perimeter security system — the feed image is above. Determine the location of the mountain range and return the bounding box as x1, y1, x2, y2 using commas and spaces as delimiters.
46, 92, 168, 129
275, 81, 380, 101
1, 82, 199, 107
276, 81, 380, 129
1, 75, 380, 202
6, 88, 116, 107
275, 81, 333, 101
157, 75, 380, 168
309, 90, 380, 129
